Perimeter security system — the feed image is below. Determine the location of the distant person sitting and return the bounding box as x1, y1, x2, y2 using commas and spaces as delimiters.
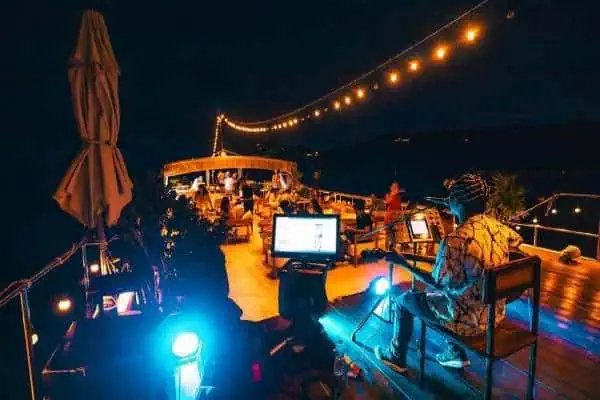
194, 185, 214, 213
219, 196, 231, 220
238, 178, 254, 214
310, 188, 323, 214
375, 173, 523, 373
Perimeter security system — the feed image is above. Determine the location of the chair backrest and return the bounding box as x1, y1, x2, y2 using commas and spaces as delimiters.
481, 255, 541, 305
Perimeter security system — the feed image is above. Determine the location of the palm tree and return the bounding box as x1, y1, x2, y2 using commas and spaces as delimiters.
487, 172, 526, 221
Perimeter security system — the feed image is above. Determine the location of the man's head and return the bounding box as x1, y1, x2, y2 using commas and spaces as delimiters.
446, 173, 490, 221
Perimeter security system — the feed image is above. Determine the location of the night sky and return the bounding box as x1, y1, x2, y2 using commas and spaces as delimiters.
1, 0, 599, 276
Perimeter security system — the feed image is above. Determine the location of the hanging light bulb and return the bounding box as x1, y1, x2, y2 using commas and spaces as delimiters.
333, 101, 341, 110
356, 88, 365, 99
515, 225, 521, 231
574, 206, 582, 214
388, 71, 400, 84
283, 122, 288, 128
532, 217, 539, 224
344, 95, 352, 105
408, 60, 420, 72
433, 45, 448, 61
551, 208, 558, 215
314, 109, 321, 117
464, 26, 480, 43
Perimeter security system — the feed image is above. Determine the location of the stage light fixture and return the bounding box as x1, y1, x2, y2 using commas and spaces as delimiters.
172, 332, 200, 359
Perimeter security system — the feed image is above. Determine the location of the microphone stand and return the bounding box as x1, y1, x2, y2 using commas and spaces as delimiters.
351, 207, 435, 345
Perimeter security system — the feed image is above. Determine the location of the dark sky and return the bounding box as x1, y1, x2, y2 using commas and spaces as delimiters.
1, 0, 599, 174
0, 0, 599, 277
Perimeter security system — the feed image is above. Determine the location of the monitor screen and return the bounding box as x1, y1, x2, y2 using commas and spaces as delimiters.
272, 215, 339, 260
410, 219, 429, 236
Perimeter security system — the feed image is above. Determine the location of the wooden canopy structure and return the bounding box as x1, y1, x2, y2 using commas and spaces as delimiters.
162, 154, 297, 184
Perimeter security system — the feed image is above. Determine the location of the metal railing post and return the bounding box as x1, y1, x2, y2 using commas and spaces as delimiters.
596, 218, 600, 261
19, 289, 37, 400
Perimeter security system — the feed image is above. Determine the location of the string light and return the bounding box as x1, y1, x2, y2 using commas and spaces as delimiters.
464, 26, 480, 43
532, 217, 539, 224
388, 71, 400, 84
551, 208, 558, 215
434, 45, 449, 60
408, 60, 420, 72
574, 206, 582, 214
216, 1, 492, 135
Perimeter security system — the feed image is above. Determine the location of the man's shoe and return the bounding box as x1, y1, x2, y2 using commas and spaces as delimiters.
374, 346, 408, 374
435, 344, 470, 369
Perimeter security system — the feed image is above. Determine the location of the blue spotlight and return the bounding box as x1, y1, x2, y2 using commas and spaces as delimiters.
172, 332, 200, 358
373, 277, 390, 296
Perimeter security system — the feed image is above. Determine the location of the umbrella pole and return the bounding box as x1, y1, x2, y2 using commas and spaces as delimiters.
96, 213, 109, 275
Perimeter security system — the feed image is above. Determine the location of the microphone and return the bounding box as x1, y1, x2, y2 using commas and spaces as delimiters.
424, 196, 449, 206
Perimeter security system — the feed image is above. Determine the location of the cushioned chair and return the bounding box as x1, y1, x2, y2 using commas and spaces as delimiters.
417, 255, 542, 400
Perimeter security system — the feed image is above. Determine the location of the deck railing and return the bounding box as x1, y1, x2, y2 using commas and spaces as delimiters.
0, 238, 98, 400
510, 193, 600, 260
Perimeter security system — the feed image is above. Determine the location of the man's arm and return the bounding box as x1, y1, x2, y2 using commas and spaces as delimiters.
432, 235, 467, 289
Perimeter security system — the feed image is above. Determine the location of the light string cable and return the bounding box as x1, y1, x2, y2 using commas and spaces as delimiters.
221, 0, 492, 130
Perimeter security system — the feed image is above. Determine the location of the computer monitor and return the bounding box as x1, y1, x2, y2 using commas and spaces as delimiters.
407, 215, 433, 242
272, 214, 340, 261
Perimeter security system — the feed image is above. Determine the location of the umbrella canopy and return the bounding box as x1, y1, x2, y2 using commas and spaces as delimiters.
54, 10, 133, 229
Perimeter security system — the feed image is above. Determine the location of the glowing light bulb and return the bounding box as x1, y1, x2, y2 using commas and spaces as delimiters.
516, 226, 521, 231
56, 298, 73, 314
31, 333, 39, 345
172, 332, 200, 358
465, 27, 479, 43
283, 122, 288, 128
314, 109, 321, 117
344, 96, 352, 105
89, 263, 100, 274
408, 60, 420, 72
434, 45, 448, 60
532, 217, 539, 224
551, 208, 558, 215
293, 118, 298, 124
388, 71, 399, 84
333, 101, 341, 110
574, 207, 581, 214
356, 88, 365, 99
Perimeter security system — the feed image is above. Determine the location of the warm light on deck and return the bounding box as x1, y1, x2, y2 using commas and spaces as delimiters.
344, 95, 352, 105
356, 88, 365, 99
388, 71, 399, 84
333, 101, 341, 110
314, 109, 321, 117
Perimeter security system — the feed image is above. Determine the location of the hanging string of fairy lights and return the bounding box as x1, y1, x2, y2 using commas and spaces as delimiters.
213, 0, 508, 155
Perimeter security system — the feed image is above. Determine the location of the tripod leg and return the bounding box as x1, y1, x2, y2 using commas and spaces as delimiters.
351, 296, 384, 343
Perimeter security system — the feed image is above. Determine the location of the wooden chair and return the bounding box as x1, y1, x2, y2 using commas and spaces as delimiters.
418, 255, 542, 400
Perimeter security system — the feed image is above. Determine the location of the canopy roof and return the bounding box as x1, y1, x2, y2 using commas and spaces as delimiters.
163, 155, 297, 179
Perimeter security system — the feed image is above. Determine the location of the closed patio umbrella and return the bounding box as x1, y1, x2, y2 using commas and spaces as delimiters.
54, 10, 132, 234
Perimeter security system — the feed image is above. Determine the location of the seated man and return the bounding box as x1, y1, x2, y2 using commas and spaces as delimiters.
375, 173, 523, 372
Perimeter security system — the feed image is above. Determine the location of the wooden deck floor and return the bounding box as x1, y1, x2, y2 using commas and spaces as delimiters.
222, 224, 600, 399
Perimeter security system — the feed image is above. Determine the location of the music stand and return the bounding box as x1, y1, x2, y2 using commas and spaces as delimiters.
351, 213, 437, 344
